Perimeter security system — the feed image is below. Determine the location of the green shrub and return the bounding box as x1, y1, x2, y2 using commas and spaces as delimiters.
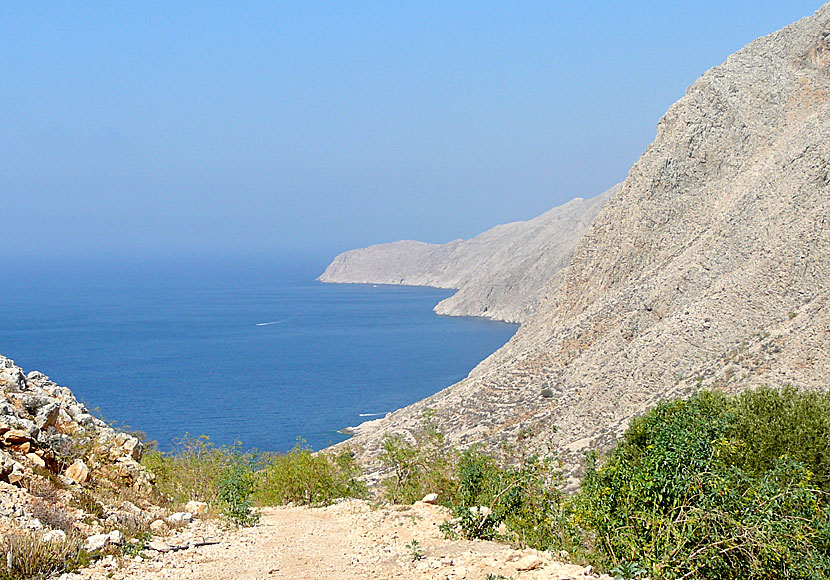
217, 459, 260, 526
256, 442, 366, 506
380, 411, 457, 504
379, 415, 571, 551
726, 386, 830, 490
141, 435, 231, 508
572, 388, 830, 579
445, 448, 570, 550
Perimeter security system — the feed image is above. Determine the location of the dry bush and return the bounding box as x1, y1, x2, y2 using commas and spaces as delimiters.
28, 500, 77, 535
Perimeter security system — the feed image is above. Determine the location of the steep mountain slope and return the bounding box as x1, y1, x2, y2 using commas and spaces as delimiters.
340, 4, 830, 481
319, 185, 618, 323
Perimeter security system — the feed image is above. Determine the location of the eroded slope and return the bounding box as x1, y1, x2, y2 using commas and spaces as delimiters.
341, 4, 830, 481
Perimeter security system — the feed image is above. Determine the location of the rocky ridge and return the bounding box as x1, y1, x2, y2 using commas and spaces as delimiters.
319, 185, 618, 323
337, 3, 830, 482
0, 354, 166, 558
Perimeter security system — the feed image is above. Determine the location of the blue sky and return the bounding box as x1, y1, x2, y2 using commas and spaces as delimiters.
2, 2, 823, 262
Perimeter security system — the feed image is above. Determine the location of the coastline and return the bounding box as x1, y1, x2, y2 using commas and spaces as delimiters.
1, 273, 518, 454
316, 279, 523, 324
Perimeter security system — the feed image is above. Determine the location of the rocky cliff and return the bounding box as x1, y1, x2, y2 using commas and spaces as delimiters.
319, 186, 618, 323
339, 3, 830, 483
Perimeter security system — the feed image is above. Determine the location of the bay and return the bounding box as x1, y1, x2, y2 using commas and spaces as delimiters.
0, 256, 517, 452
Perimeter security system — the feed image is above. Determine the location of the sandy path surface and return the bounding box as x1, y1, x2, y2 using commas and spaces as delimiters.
68, 500, 606, 580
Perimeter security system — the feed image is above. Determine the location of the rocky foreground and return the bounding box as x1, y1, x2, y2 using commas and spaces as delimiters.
0, 355, 152, 527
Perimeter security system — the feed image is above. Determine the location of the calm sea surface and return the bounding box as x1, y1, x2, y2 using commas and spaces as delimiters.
0, 256, 517, 452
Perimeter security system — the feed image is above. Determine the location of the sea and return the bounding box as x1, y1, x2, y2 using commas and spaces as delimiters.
0, 255, 517, 453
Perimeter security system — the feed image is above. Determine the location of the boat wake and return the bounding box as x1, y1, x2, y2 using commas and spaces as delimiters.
256, 319, 291, 326
358, 412, 385, 417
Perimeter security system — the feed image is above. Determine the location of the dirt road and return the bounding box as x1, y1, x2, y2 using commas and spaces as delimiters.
66, 500, 606, 580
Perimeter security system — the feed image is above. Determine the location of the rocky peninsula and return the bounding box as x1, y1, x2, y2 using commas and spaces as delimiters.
320, 184, 618, 324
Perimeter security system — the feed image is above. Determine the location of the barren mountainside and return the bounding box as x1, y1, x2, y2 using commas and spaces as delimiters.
319, 185, 618, 323
339, 3, 830, 482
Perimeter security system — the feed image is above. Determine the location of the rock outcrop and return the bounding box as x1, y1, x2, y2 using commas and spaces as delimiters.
319, 185, 618, 323
0, 355, 152, 491
338, 3, 830, 481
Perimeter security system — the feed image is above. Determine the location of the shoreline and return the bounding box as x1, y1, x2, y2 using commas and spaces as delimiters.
316, 279, 524, 325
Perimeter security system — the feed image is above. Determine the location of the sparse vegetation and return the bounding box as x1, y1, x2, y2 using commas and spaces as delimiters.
405, 538, 424, 561
141, 435, 231, 509
132, 387, 830, 577
70, 489, 105, 519
0, 532, 92, 580
379, 410, 457, 504
140, 436, 366, 525
121, 531, 153, 558
24, 468, 66, 502
256, 441, 366, 507
29, 499, 76, 534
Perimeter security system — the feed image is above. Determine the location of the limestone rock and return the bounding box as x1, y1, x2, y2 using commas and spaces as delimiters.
122, 436, 142, 460
0, 358, 26, 388
26, 518, 42, 530
8, 462, 25, 485
25, 453, 45, 469
148, 539, 173, 552
65, 460, 90, 485
34, 403, 60, 430
2, 429, 31, 445
0, 450, 14, 479
185, 500, 207, 516
167, 512, 193, 525
149, 519, 168, 533
120, 500, 143, 516
83, 533, 110, 552
515, 554, 543, 571
421, 493, 438, 505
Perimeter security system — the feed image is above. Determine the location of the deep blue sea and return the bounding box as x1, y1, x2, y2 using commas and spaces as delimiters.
0, 256, 517, 453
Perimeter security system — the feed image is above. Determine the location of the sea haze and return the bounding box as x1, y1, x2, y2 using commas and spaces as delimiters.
0, 256, 517, 452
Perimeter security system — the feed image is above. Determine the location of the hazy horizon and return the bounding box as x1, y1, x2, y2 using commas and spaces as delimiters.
3, 2, 823, 263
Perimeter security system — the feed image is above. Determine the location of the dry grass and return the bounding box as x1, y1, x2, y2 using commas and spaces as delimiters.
0, 531, 91, 580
